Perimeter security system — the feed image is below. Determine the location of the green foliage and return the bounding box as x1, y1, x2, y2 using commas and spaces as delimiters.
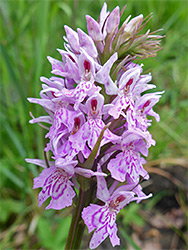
119, 229, 141, 250
119, 203, 145, 227
37, 216, 71, 249
0, 199, 24, 223
0, 0, 187, 248
145, 190, 170, 210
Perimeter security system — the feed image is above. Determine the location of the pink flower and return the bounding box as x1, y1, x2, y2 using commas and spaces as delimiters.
107, 130, 149, 183
26, 158, 107, 210
127, 91, 164, 132
69, 93, 119, 155
86, 3, 120, 53
108, 63, 153, 120
82, 165, 151, 249
30, 161, 77, 210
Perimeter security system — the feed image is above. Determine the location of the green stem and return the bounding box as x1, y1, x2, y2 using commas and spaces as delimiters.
65, 185, 92, 250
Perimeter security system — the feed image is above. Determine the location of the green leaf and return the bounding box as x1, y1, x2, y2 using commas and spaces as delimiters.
0, 199, 24, 223
54, 216, 71, 244
0, 111, 26, 157
120, 228, 141, 250
145, 190, 169, 210
37, 216, 72, 250
0, 41, 26, 103
0, 165, 25, 188
119, 203, 144, 226
57, 2, 72, 18
34, 1, 50, 94
37, 217, 54, 249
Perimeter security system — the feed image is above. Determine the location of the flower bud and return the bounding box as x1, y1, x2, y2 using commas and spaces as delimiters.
86, 15, 102, 42
124, 14, 143, 35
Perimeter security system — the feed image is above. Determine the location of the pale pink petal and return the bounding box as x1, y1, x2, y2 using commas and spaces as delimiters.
64, 25, 80, 53
89, 225, 108, 249
33, 167, 75, 209
46, 178, 75, 210
75, 167, 107, 178
77, 28, 98, 58
82, 204, 101, 233
47, 56, 64, 73
106, 6, 120, 34
109, 224, 120, 247
96, 164, 110, 202
107, 153, 127, 182
25, 158, 51, 169
86, 15, 102, 42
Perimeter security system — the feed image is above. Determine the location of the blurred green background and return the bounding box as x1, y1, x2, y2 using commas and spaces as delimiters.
0, 0, 187, 249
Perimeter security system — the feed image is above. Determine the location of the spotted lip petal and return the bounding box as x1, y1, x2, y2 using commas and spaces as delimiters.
69, 93, 119, 155
107, 130, 149, 183
82, 167, 140, 249
44, 106, 86, 158
33, 166, 76, 210
127, 91, 164, 133
82, 204, 120, 249
54, 140, 79, 160
108, 64, 143, 120
108, 96, 132, 119
82, 163, 152, 248
69, 118, 104, 152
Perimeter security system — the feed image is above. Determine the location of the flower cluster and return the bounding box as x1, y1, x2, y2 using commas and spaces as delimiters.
26, 3, 164, 249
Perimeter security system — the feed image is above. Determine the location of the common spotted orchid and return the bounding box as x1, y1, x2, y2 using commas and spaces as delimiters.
26, 2, 164, 249
82, 165, 152, 248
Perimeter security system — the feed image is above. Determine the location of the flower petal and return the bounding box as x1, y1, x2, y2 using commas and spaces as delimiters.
96, 164, 110, 202
89, 224, 108, 249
